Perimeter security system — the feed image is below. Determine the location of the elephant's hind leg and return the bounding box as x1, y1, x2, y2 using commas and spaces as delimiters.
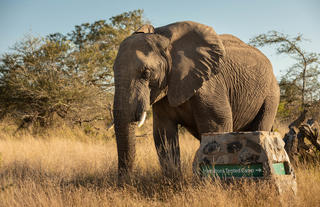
246, 94, 279, 131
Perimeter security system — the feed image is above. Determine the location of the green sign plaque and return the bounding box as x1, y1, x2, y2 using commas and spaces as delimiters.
272, 163, 287, 175
200, 163, 264, 178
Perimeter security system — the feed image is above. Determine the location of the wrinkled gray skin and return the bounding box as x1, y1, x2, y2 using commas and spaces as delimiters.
113, 21, 279, 180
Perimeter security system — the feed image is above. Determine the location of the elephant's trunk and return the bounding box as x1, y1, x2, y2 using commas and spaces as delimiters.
113, 85, 137, 181
114, 110, 136, 179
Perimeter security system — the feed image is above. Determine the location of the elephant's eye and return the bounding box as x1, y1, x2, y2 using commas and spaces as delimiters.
141, 69, 151, 80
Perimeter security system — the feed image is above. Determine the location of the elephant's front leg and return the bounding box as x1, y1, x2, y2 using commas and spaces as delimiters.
152, 105, 181, 179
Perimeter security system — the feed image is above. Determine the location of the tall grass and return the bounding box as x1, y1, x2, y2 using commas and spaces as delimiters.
0, 121, 320, 206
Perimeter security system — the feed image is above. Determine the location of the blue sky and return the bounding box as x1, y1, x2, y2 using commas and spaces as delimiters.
1, 0, 319, 79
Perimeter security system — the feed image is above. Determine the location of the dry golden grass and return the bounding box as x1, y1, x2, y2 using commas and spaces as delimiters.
0, 121, 320, 207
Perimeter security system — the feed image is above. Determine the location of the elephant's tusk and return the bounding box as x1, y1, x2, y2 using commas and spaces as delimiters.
137, 112, 147, 128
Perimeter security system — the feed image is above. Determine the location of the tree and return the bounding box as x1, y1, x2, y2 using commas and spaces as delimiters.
0, 35, 106, 128
0, 10, 146, 129
249, 31, 320, 119
277, 78, 301, 118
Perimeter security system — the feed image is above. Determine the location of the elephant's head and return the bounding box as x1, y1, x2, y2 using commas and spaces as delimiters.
113, 21, 225, 179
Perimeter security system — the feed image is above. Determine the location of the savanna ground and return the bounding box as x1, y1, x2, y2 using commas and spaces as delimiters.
0, 119, 320, 207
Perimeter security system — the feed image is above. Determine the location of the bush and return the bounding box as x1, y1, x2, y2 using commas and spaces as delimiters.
0, 36, 112, 129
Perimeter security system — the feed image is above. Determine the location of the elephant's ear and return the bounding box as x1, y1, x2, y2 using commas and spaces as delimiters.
155, 21, 225, 107
133, 24, 155, 34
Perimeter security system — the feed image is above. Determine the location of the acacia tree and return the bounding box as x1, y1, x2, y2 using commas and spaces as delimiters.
249, 31, 320, 119
0, 10, 146, 129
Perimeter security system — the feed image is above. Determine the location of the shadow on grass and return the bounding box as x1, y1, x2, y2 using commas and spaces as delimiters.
59, 169, 200, 200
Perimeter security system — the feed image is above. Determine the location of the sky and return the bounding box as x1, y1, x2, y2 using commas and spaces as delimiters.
1, 0, 319, 79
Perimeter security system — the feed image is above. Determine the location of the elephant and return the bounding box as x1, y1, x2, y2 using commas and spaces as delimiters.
113, 21, 280, 180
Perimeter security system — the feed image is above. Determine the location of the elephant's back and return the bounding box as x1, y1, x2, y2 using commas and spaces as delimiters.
219, 34, 270, 63
219, 34, 246, 47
